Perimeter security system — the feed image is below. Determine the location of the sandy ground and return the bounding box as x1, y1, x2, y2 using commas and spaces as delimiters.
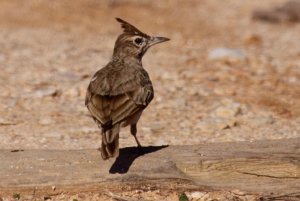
0, 0, 300, 200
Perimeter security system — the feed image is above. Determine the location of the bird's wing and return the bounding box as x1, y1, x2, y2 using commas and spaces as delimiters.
85, 68, 153, 128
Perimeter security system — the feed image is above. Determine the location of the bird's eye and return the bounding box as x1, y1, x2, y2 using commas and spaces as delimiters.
134, 37, 143, 45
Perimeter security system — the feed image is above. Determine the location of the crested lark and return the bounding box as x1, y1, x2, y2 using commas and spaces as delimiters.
85, 18, 169, 160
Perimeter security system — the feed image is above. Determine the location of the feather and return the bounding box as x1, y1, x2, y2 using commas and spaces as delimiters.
101, 125, 120, 159
115, 17, 149, 37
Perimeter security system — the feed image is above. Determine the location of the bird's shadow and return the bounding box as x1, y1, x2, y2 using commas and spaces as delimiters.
109, 145, 169, 174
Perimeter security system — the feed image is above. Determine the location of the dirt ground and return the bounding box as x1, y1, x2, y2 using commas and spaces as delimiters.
0, 0, 300, 200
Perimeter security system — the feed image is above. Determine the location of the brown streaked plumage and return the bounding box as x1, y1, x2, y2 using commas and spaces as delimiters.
85, 18, 169, 160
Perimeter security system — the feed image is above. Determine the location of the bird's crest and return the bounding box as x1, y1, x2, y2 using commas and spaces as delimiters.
116, 18, 148, 37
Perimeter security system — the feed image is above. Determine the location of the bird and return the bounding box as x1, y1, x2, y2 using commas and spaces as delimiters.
85, 18, 170, 160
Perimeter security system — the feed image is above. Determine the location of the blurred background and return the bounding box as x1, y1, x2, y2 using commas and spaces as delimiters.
0, 0, 299, 149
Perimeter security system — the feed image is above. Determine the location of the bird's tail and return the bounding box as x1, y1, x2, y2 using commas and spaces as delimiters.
101, 124, 120, 160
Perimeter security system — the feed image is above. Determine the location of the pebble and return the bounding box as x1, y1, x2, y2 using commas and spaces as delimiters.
252, 0, 300, 23
79, 85, 87, 97
286, 76, 298, 84
198, 193, 211, 201
141, 126, 151, 133
149, 122, 165, 133
155, 138, 167, 145
79, 126, 98, 134
186, 191, 206, 200
0, 53, 6, 63
244, 34, 262, 46
230, 189, 246, 196
198, 99, 243, 132
175, 98, 186, 107
56, 71, 81, 82
250, 115, 275, 126
208, 47, 246, 62
7, 99, 17, 108
0, 117, 17, 126
64, 87, 80, 97
197, 117, 238, 133
38, 117, 54, 125
30, 88, 60, 98
213, 102, 241, 118
190, 86, 213, 97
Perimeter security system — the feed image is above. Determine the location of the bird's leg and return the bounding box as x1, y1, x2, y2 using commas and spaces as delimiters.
97, 128, 105, 153
130, 124, 142, 147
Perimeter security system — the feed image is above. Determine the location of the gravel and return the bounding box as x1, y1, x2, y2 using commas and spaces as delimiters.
0, 0, 299, 151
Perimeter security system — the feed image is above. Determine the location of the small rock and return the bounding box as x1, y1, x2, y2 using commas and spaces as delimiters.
175, 98, 186, 107
208, 99, 242, 118
7, 99, 17, 108
244, 34, 262, 46
77, 105, 88, 113
286, 76, 298, 84
31, 88, 60, 98
208, 47, 246, 62
79, 85, 87, 98
38, 117, 54, 125
80, 126, 98, 134
40, 137, 47, 143
56, 72, 81, 82
192, 86, 213, 97
155, 138, 167, 145
149, 122, 164, 133
252, 0, 300, 23
141, 126, 151, 133
186, 191, 206, 200
214, 102, 241, 118
198, 117, 238, 133
78, 193, 86, 199
161, 71, 174, 80
0, 117, 17, 126
0, 53, 6, 63
250, 115, 274, 126
230, 189, 246, 196
198, 193, 211, 201
64, 87, 80, 98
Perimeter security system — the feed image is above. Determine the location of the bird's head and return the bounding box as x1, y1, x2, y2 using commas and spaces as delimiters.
113, 18, 170, 60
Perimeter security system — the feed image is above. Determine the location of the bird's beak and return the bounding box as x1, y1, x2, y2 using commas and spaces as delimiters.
148, 36, 170, 47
